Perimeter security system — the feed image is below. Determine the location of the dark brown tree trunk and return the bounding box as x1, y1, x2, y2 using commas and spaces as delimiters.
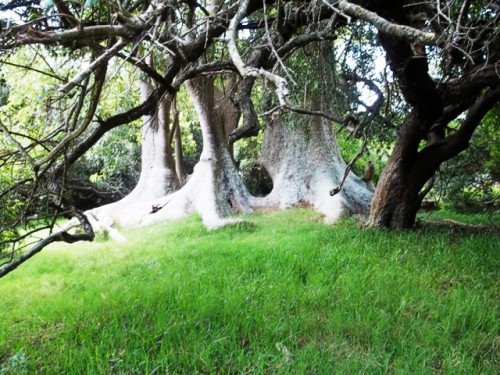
368, 112, 439, 229
367, 13, 444, 230
368, 158, 424, 229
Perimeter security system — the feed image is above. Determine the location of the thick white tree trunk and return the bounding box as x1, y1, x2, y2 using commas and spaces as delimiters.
141, 77, 252, 229
80, 77, 371, 237
258, 115, 373, 223
172, 97, 188, 185
120, 80, 179, 202
83, 79, 179, 231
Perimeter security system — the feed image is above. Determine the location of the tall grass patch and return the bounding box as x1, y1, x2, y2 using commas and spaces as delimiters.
1, 210, 498, 373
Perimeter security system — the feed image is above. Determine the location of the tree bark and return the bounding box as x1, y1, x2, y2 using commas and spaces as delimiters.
368, 149, 422, 229
172, 97, 188, 185
369, 87, 500, 230
141, 76, 252, 229
259, 113, 373, 223
84, 78, 179, 228
368, 166, 423, 229
129, 80, 179, 200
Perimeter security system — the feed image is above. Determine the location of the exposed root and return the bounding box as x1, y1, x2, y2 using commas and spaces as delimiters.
141, 156, 252, 230
63, 209, 128, 243
86, 211, 128, 243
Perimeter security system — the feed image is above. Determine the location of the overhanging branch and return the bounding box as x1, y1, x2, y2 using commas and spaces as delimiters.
36, 61, 108, 169
60, 38, 129, 94
16, 24, 138, 45
336, 0, 436, 44
0, 211, 94, 279
418, 86, 500, 166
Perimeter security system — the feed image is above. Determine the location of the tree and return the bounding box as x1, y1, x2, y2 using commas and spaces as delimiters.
257, 45, 374, 221
83, 61, 181, 231
361, 0, 500, 229
1, 1, 499, 277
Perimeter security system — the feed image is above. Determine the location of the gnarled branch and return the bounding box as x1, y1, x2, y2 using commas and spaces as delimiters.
0, 211, 94, 279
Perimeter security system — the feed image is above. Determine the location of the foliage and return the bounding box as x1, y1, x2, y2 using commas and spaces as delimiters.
436, 107, 500, 213
176, 86, 202, 172
67, 62, 143, 207
0, 210, 498, 373
0, 48, 140, 216
336, 133, 387, 183
68, 125, 141, 209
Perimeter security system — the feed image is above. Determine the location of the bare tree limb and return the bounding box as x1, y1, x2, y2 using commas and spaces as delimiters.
0, 59, 66, 82
36, 61, 108, 168
60, 38, 129, 94
337, 0, 436, 44
227, 0, 289, 106
0, 119, 37, 172
0, 212, 94, 279
116, 52, 176, 91
330, 131, 368, 196
418, 86, 500, 168
16, 25, 138, 46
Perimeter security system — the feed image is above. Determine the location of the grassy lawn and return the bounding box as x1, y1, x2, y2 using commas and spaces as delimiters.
0, 209, 498, 374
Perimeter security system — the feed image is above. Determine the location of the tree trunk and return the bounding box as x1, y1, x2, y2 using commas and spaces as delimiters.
368, 21, 444, 230
368, 158, 423, 229
368, 114, 437, 229
127, 80, 179, 200
141, 76, 252, 229
172, 97, 188, 185
258, 114, 373, 223
84, 79, 179, 229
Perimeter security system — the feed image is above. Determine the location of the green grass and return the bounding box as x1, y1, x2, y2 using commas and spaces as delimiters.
418, 208, 500, 226
0, 209, 498, 374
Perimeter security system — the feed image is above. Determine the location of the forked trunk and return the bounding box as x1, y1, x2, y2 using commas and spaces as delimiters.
141, 76, 251, 229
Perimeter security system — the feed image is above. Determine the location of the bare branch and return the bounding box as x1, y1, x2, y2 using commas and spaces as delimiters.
16, 25, 138, 46
60, 38, 129, 94
330, 131, 368, 196
0, 59, 66, 82
0, 212, 94, 279
337, 0, 436, 44
36, 61, 108, 169
418, 86, 500, 167
226, 0, 289, 106
0, 119, 37, 172
456, 0, 471, 35
174, 61, 237, 87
